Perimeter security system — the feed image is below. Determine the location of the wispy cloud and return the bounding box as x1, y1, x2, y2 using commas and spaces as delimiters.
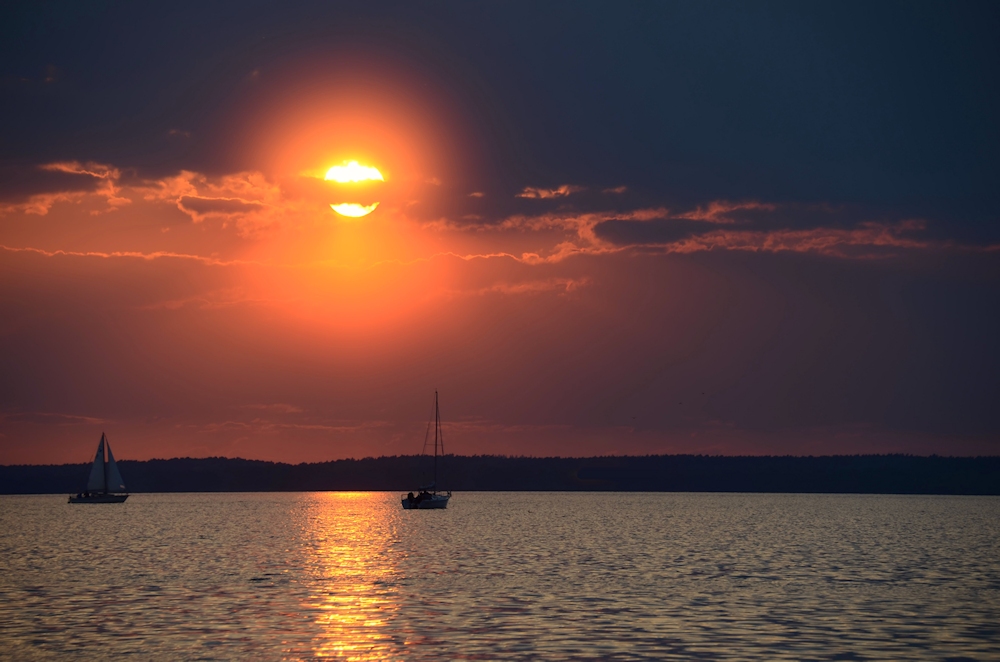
202, 418, 392, 434
431, 200, 987, 262
136, 288, 276, 311
0, 190, 88, 216
0, 244, 254, 266
177, 195, 268, 223
0, 411, 107, 426
660, 221, 940, 258
139, 170, 288, 234
0, 160, 130, 216
445, 277, 590, 298
677, 200, 776, 223
238, 403, 304, 414
40, 161, 130, 211
443, 419, 575, 434
516, 184, 585, 199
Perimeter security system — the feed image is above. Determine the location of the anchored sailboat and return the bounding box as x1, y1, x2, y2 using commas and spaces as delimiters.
402, 391, 451, 510
68, 433, 129, 503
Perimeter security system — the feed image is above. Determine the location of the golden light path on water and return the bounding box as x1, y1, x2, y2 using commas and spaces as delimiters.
301, 492, 400, 660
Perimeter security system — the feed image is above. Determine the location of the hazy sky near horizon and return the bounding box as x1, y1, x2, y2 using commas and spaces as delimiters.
2, 1, 998, 464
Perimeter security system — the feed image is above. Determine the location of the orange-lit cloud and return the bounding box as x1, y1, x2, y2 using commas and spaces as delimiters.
0, 244, 252, 266
658, 222, 935, 258
0, 161, 130, 216
40, 161, 130, 211
677, 200, 777, 223
0, 190, 87, 216
3, 157, 997, 464
516, 184, 585, 199
1, 163, 982, 275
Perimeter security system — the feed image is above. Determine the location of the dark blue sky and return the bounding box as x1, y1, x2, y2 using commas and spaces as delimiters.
3, 1, 999, 236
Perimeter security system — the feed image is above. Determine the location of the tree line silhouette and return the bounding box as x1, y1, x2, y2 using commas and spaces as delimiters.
2, 454, 998, 494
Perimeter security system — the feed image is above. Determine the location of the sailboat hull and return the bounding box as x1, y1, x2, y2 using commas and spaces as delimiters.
68, 494, 128, 504
401, 494, 450, 509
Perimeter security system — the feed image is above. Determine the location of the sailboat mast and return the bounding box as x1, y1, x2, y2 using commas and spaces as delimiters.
433, 390, 439, 486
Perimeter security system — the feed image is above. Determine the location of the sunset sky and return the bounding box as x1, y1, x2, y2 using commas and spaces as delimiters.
2, 2, 998, 464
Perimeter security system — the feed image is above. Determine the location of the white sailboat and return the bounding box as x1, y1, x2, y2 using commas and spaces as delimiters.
402, 391, 451, 510
68, 433, 129, 503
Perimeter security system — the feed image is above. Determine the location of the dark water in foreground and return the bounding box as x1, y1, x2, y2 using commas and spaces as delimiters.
0, 493, 997, 661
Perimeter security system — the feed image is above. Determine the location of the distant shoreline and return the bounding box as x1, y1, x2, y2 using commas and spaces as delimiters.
2, 454, 998, 495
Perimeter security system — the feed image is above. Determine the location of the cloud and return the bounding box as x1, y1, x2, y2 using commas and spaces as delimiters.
202, 418, 392, 434
595, 218, 717, 245
516, 184, 586, 199
659, 222, 939, 258
592, 211, 953, 259
443, 419, 575, 435
447, 200, 982, 261
40, 161, 117, 179
447, 276, 590, 298
0, 191, 88, 216
136, 287, 270, 311
238, 403, 305, 414
0, 411, 107, 425
178, 195, 267, 222
0, 160, 130, 215
40, 161, 131, 211
0, 244, 251, 267
678, 200, 776, 223
137, 170, 296, 235
3, 156, 988, 290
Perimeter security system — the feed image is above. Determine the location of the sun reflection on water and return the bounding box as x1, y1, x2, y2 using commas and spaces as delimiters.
300, 492, 402, 660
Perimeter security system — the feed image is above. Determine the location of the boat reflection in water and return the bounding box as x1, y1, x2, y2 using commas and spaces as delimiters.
299, 492, 403, 660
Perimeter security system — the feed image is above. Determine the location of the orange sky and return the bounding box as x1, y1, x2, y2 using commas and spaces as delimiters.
2, 11, 999, 464
2, 138, 994, 463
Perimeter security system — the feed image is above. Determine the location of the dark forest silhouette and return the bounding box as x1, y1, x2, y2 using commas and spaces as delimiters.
2, 454, 998, 495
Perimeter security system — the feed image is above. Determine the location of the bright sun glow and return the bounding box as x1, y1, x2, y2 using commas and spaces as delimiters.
324, 161, 385, 183
331, 202, 380, 217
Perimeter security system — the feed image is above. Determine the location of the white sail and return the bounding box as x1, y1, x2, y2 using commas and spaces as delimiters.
85, 435, 106, 492
105, 440, 126, 493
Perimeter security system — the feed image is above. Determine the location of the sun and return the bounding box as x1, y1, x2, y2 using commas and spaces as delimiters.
325, 161, 384, 184
325, 160, 384, 217
330, 202, 379, 217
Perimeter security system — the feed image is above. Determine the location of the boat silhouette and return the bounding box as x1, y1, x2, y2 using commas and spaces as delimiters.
68, 433, 129, 504
402, 391, 451, 510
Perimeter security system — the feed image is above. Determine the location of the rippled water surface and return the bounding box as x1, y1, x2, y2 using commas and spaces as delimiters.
1, 492, 998, 660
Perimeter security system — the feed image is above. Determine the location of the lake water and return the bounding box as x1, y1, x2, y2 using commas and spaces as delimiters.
0, 492, 998, 660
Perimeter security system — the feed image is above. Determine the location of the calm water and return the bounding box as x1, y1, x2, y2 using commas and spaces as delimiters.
0, 492, 998, 661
